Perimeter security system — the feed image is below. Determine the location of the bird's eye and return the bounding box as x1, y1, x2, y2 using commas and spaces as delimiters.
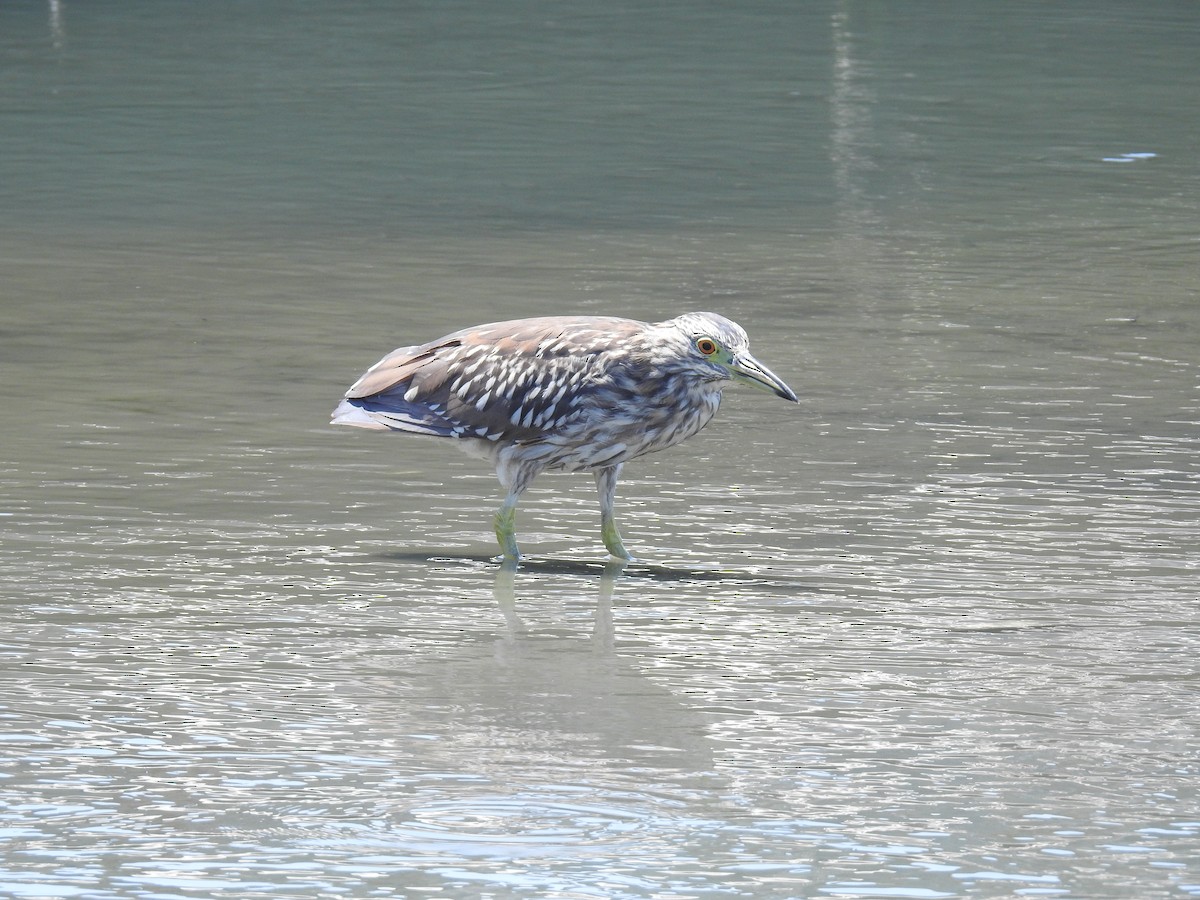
696, 338, 719, 356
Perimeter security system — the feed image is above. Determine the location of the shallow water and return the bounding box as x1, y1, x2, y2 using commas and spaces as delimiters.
2, 1, 1199, 897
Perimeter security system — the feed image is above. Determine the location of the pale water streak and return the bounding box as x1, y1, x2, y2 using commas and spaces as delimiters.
2, 1, 1200, 898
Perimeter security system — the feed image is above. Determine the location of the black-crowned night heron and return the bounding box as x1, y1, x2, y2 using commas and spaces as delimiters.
331, 312, 796, 560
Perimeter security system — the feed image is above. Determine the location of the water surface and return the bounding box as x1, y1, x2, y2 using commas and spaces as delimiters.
2, 1, 1199, 897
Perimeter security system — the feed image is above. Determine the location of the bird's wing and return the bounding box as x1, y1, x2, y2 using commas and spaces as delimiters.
334, 317, 645, 441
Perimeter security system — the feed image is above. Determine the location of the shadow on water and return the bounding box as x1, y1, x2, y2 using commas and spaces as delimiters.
374, 549, 798, 586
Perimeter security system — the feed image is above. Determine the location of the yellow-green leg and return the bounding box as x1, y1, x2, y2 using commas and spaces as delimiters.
595, 465, 633, 561
493, 494, 522, 561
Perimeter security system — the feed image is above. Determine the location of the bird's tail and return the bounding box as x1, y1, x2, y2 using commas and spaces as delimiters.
331, 397, 456, 437
330, 398, 391, 430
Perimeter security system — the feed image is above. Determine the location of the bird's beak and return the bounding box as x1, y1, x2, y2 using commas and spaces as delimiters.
729, 353, 798, 402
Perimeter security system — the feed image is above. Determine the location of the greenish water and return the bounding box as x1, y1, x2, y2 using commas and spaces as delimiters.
2, 2, 1199, 897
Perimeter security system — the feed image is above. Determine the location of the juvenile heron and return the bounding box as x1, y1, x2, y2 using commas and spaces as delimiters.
331, 312, 797, 560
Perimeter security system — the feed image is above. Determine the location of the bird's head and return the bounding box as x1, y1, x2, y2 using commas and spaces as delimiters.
658, 312, 798, 402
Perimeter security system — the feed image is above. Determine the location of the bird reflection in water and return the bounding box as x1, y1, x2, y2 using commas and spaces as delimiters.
491, 556, 628, 650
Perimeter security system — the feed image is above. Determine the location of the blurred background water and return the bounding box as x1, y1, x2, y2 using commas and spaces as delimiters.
2, 1, 1199, 897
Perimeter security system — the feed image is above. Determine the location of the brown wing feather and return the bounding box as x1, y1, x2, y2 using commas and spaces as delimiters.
337, 316, 648, 442
345, 343, 452, 399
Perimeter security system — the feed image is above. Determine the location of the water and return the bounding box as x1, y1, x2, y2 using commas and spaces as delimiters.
2, 1, 1199, 897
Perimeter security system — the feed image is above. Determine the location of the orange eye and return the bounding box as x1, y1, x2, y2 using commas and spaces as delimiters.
696, 338, 718, 356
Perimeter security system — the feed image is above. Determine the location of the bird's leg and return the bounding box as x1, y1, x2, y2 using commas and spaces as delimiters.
493, 461, 536, 562
493, 492, 523, 561
595, 464, 633, 561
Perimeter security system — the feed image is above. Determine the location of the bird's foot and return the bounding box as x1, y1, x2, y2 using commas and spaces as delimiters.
493, 505, 522, 562
601, 519, 635, 562
492, 554, 522, 572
